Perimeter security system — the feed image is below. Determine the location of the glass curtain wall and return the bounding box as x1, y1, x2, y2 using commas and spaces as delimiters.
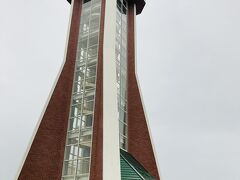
116, 0, 128, 150
62, 0, 102, 179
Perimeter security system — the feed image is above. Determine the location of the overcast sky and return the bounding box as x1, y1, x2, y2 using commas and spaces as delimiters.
1, 0, 240, 179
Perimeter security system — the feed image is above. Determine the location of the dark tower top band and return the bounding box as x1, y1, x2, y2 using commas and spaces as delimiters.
66, 0, 145, 14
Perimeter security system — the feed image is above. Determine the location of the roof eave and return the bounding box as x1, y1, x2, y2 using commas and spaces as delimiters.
66, 0, 145, 15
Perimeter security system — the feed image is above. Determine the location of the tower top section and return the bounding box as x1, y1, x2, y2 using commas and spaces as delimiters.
66, 0, 145, 14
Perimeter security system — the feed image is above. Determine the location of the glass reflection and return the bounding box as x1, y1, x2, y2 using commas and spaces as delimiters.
62, 0, 101, 179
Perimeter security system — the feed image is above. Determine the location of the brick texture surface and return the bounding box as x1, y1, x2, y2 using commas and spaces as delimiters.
19, 1, 159, 180
18, 1, 82, 179
89, 0, 105, 179
127, 3, 160, 180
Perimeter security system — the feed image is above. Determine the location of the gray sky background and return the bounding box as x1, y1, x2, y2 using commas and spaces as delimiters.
0, 0, 240, 179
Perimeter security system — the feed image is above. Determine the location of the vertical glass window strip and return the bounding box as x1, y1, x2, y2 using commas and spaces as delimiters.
116, 0, 128, 151
62, 0, 102, 179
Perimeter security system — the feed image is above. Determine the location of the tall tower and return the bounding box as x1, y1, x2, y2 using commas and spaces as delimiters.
18, 0, 160, 179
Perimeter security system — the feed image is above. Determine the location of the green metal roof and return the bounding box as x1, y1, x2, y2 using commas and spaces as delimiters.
120, 149, 155, 180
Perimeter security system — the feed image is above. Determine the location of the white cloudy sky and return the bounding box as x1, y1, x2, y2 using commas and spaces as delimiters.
1, 0, 240, 179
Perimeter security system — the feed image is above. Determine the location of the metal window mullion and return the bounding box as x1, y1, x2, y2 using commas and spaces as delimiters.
62, 1, 88, 174
74, 0, 94, 178
125, 3, 128, 151
119, 119, 128, 126
85, 0, 102, 176
117, 1, 128, 151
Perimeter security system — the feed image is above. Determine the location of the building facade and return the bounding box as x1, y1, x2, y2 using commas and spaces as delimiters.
18, 0, 160, 179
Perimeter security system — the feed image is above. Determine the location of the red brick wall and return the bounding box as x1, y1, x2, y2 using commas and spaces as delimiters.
127, 3, 160, 180
18, 0, 82, 179
19, 1, 159, 179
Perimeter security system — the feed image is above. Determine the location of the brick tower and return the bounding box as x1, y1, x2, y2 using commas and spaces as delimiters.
18, 0, 160, 179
